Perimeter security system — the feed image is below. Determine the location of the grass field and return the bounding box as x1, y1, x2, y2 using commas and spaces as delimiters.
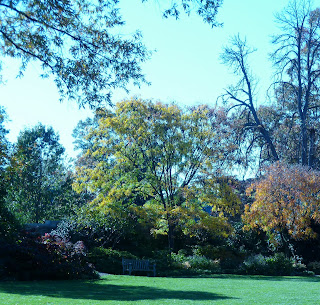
0, 274, 319, 305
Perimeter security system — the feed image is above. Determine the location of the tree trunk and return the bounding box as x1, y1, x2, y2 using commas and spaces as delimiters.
308, 128, 315, 168
280, 231, 295, 258
168, 222, 175, 252
280, 232, 290, 257
259, 126, 279, 162
301, 119, 308, 166
167, 213, 175, 252
35, 156, 43, 223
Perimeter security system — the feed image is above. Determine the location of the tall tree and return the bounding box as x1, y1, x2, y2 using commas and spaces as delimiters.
0, 106, 9, 179
0, 107, 20, 240
6, 124, 76, 223
271, 0, 320, 167
74, 99, 239, 250
72, 110, 106, 169
220, 35, 279, 170
221, 1, 320, 171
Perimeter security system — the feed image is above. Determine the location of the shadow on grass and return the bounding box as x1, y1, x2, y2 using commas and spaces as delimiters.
0, 279, 233, 302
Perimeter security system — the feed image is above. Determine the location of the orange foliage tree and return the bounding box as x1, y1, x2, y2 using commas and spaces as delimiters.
243, 162, 320, 250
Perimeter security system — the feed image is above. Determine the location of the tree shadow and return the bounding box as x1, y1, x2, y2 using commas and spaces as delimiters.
0, 279, 234, 302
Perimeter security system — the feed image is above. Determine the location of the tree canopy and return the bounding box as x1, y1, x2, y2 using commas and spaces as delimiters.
74, 98, 240, 250
244, 162, 320, 250
271, 0, 320, 167
150, 0, 223, 26
0, 0, 222, 107
0, 106, 9, 175
6, 124, 79, 223
0, 107, 20, 240
221, 0, 320, 172
0, 0, 152, 107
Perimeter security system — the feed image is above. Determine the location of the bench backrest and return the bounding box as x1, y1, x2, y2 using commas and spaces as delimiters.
122, 259, 151, 269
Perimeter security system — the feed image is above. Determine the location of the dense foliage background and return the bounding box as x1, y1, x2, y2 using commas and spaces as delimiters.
1, 0, 320, 280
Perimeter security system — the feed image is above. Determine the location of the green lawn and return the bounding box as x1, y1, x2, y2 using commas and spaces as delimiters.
0, 274, 319, 305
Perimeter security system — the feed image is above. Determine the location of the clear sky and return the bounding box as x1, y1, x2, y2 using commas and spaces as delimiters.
0, 0, 291, 158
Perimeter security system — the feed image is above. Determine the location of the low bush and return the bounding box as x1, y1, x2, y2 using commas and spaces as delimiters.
170, 250, 221, 273
87, 247, 137, 274
240, 254, 268, 275
240, 253, 305, 276
0, 199, 21, 242
53, 207, 158, 258
266, 253, 295, 275
307, 261, 320, 275
0, 233, 98, 281
151, 250, 173, 273
192, 245, 244, 273
51, 211, 129, 250
185, 255, 220, 272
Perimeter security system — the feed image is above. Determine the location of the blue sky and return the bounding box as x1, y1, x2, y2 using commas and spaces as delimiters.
0, 0, 290, 158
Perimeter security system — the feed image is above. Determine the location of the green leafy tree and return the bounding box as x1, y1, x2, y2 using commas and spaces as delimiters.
0, 106, 9, 174
0, 0, 149, 107
72, 112, 105, 169
6, 124, 79, 223
0, 0, 222, 107
74, 98, 239, 251
149, 0, 223, 26
0, 107, 20, 240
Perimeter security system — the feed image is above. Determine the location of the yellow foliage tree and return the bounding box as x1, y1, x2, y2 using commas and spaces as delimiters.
74, 98, 240, 250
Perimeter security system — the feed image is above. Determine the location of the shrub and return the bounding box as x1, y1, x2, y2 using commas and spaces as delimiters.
0, 233, 98, 281
170, 250, 221, 273
0, 199, 21, 242
307, 261, 320, 275
240, 253, 296, 276
151, 250, 173, 272
51, 209, 131, 250
302, 270, 315, 276
193, 245, 244, 273
240, 254, 268, 275
53, 206, 157, 257
226, 222, 271, 257
187, 255, 220, 272
266, 253, 295, 275
87, 247, 137, 274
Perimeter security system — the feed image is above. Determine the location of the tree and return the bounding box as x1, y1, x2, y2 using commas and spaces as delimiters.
74, 98, 239, 250
221, 1, 320, 172
220, 35, 279, 170
0, 106, 9, 175
72, 111, 106, 169
0, 0, 222, 107
150, 0, 223, 26
0, 107, 21, 240
6, 124, 78, 223
271, 0, 320, 168
243, 162, 320, 254
0, 0, 150, 107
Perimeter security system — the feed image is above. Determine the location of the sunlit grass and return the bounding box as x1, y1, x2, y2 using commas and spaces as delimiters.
0, 274, 319, 304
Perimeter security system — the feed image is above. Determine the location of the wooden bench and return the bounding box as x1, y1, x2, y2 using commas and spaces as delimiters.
122, 258, 156, 276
